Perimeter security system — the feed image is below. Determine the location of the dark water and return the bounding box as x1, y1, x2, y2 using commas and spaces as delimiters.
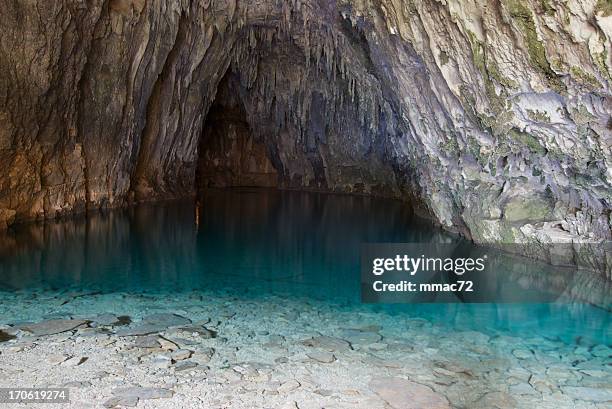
0, 188, 610, 345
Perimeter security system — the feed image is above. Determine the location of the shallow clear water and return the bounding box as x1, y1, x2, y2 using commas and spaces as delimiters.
0, 188, 610, 346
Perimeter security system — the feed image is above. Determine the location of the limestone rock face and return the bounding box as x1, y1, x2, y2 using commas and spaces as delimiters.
1, 1, 611, 264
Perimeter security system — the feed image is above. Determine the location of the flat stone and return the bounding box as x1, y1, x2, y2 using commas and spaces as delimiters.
307, 351, 336, 363
150, 355, 172, 369
302, 336, 351, 352
368, 342, 387, 351
191, 348, 215, 364
174, 361, 198, 372
345, 324, 382, 333
134, 335, 160, 348
180, 325, 216, 339
90, 313, 121, 327
158, 337, 179, 351
509, 382, 539, 396
369, 377, 450, 409
115, 324, 166, 337
341, 328, 382, 344
143, 313, 191, 327
171, 349, 192, 361
473, 392, 517, 409
579, 369, 608, 378
591, 344, 612, 358
277, 380, 300, 393
112, 386, 174, 400
561, 386, 612, 402
19, 319, 88, 336
512, 349, 533, 359
104, 396, 139, 408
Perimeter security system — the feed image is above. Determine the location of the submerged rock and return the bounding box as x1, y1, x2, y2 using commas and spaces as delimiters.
369, 377, 450, 409
19, 319, 88, 336
0, 330, 16, 342
171, 349, 192, 361
174, 361, 198, 372
90, 313, 123, 327
115, 324, 166, 337
302, 336, 351, 352
561, 386, 612, 402
115, 313, 191, 336
340, 328, 382, 345
306, 351, 336, 363
179, 325, 217, 339
143, 313, 191, 327
133, 335, 161, 349
277, 380, 301, 394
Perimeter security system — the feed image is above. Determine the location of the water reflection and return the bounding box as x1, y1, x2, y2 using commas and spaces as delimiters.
0, 188, 610, 307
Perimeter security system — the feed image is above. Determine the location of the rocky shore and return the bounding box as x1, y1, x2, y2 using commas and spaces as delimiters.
0, 290, 610, 408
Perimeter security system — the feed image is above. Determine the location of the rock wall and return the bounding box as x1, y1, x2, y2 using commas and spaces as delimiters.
1, 0, 611, 269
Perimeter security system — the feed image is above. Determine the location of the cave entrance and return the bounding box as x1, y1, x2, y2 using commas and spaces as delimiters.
196, 73, 278, 191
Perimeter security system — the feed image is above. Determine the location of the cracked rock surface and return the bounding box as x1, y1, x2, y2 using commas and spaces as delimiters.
1, 0, 611, 271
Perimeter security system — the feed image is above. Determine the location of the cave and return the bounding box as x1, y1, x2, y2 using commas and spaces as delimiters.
0, 1, 611, 407
196, 72, 279, 190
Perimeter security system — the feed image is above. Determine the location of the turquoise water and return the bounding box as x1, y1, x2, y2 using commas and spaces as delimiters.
0, 189, 610, 346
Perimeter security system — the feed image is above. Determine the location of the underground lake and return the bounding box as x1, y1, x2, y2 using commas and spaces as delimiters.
0, 189, 610, 408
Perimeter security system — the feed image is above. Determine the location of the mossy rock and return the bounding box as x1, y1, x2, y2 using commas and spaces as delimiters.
508, 128, 546, 154
595, 0, 612, 17
504, 0, 564, 92
503, 194, 553, 223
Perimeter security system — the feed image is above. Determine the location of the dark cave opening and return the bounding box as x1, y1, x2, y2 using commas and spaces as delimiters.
196, 72, 279, 191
